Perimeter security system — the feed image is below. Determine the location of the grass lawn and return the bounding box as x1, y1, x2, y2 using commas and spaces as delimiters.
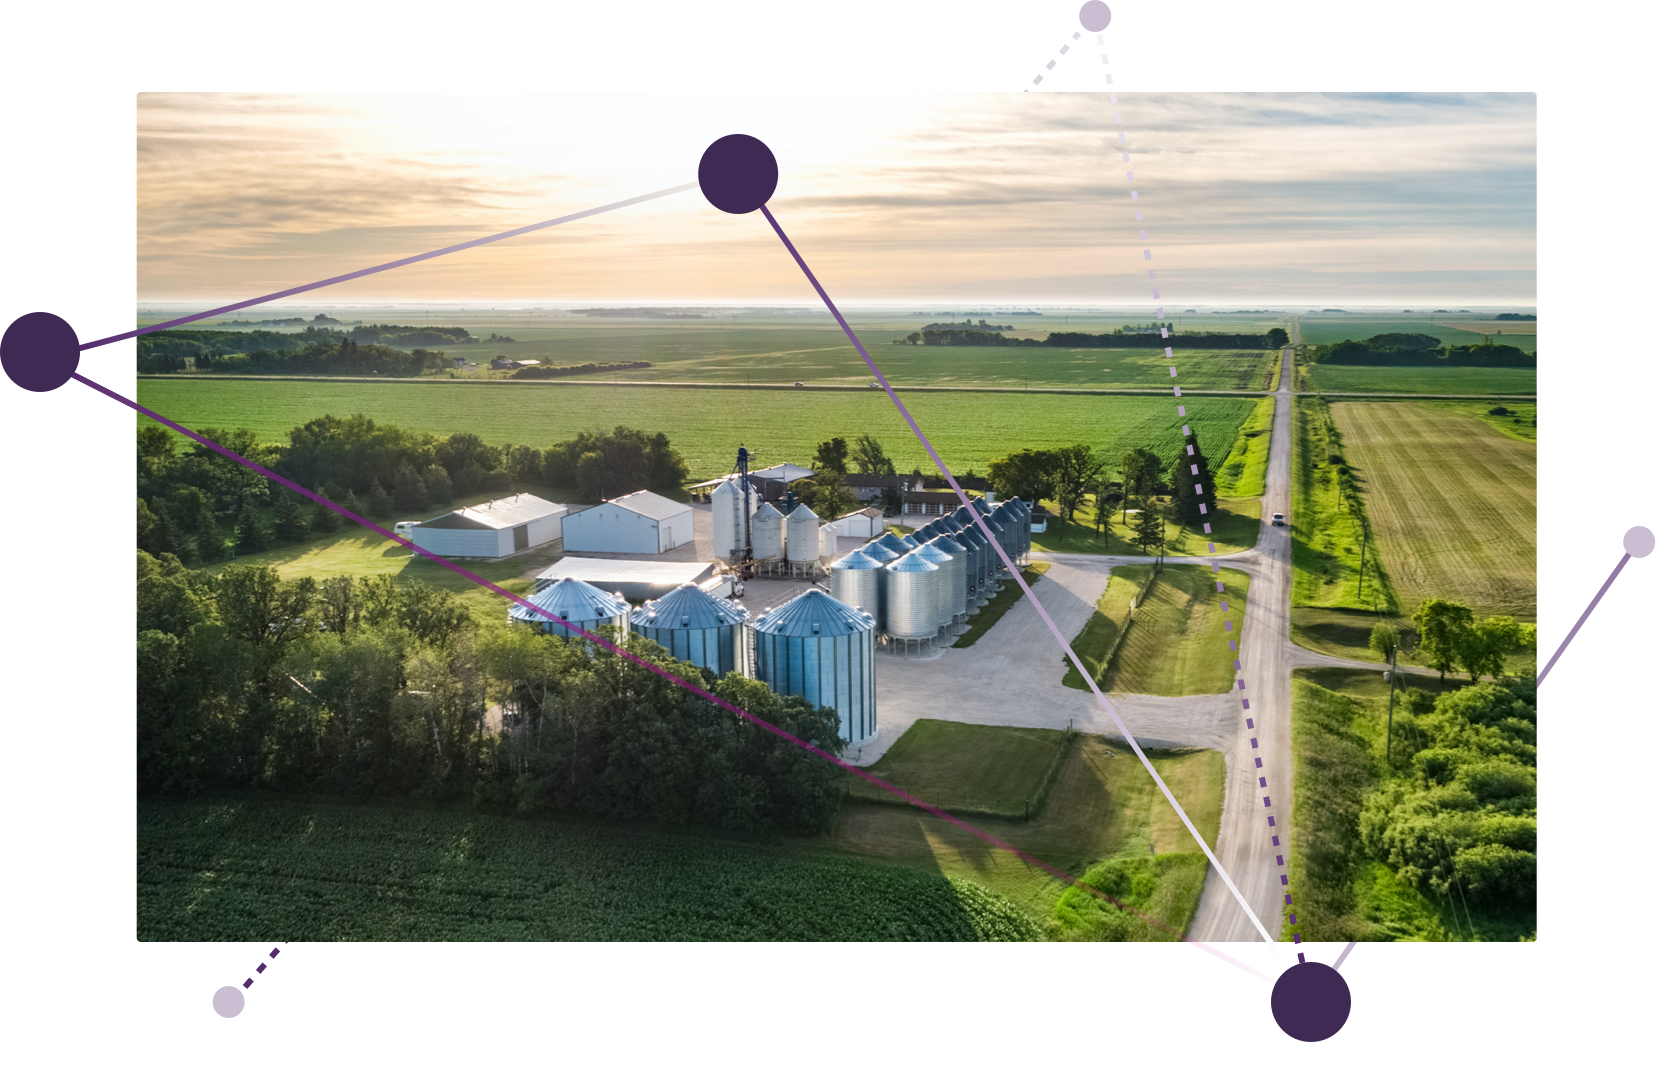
1213, 396, 1275, 497
953, 562, 1049, 648
1102, 565, 1250, 696
832, 734, 1225, 932
1333, 401, 1536, 621
136, 378, 1263, 484
1060, 564, 1149, 689
1285, 671, 1533, 942
1290, 396, 1397, 617
1304, 365, 1536, 395
847, 719, 1070, 819
1030, 497, 1260, 557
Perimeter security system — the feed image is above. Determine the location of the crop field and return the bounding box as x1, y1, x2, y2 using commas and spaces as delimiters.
1213, 396, 1274, 497
846, 719, 1068, 819
1296, 317, 1538, 353
1104, 565, 1251, 696
135, 379, 1260, 482
137, 797, 1039, 941
1304, 364, 1536, 395
1333, 401, 1536, 620
832, 735, 1224, 925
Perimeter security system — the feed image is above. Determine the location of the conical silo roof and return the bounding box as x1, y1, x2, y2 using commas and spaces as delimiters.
860, 540, 900, 563
509, 575, 630, 624
828, 548, 883, 571
630, 582, 750, 630
751, 587, 877, 636
886, 551, 939, 574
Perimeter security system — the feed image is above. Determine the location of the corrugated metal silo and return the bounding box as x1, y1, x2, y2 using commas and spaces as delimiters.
750, 502, 784, 564
749, 589, 878, 746
711, 478, 757, 563
508, 576, 631, 642
828, 548, 884, 629
784, 502, 821, 567
630, 583, 751, 676
914, 540, 965, 625
872, 531, 914, 557
952, 522, 987, 593
884, 551, 941, 640
927, 533, 971, 618
860, 538, 900, 565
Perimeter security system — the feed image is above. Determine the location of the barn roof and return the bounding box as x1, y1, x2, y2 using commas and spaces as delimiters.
596, 490, 692, 522
418, 493, 566, 531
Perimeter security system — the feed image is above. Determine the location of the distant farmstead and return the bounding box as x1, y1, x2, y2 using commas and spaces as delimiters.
561, 490, 694, 554
409, 493, 567, 558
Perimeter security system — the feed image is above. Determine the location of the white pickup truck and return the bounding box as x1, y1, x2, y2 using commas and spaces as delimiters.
1272, 513, 1286, 527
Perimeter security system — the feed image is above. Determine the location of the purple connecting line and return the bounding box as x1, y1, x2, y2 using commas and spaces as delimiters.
1536, 552, 1632, 685
79, 372, 1257, 968
78, 183, 698, 352
758, 203, 1278, 951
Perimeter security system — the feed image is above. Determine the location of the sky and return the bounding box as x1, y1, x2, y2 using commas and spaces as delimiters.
137, 92, 1536, 306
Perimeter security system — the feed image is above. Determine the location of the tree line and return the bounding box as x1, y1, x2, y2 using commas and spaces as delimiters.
135, 417, 691, 564
136, 550, 844, 833
894, 327, 1287, 349
1311, 333, 1535, 368
136, 324, 479, 374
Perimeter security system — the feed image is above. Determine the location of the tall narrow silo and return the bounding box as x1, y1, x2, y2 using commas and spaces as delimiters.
914, 540, 965, 628
508, 576, 631, 643
952, 522, 987, 595
712, 477, 756, 564
749, 589, 878, 746
884, 551, 941, 641
784, 502, 821, 572
630, 583, 751, 676
751, 502, 784, 567
927, 533, 971, 621
828, 549, 884, 630
1008, 497, 1031, 557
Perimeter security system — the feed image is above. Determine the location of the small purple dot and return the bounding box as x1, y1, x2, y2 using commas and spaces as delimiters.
1079, 1, 1112, 32
1271, 962, 1352, 1042
2, 312, 80, 393
1625, 526, 1654, 559
212, 986, 245, 1018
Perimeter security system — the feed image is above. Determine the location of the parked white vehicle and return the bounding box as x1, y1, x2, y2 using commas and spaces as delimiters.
393, 521, 418, 540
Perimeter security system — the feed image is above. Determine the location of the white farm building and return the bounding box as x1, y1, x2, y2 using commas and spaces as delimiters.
409, 494, 567, 559
561, 490, 694, 555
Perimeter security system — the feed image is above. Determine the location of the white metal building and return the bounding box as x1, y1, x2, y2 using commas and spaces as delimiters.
409, 494, 566, 559
561, 490, 694, 554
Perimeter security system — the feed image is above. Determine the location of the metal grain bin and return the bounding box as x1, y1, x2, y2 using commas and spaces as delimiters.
783, 502, 821, 566
630, 583, 751, 676
952, 522, 987, 592
749, 589, 878, 746
751, 501, 785, 564
508, 576, 630, 642
859, 539, 900, 565
914, 540, 965, 624
711, 477, 756, 563
828, 548, 884, 630
873, 531, 916, 557
926, 533, 971, 617
884, 551, 942, 640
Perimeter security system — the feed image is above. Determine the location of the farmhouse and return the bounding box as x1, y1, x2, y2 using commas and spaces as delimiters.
410, 493, 566, 558
842, 473, 902, 502
561, 490, 695, 554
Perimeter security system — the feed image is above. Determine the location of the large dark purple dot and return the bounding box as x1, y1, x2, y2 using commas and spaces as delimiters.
1079, 1, 1112, 31
2, 312, 80, 392
1271, 961, 1351, 1042
699, 134, 779, 215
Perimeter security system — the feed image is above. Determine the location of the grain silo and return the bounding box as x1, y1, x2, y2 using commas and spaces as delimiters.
914, 540, 966, 628
872, 531, 912, 557
752, 501, 786, 569
915, 520, 940, 542
783, 501, 821, 574
828, 548, 884, 629
1007, 497, 1032, 557
711, 477, 758, 564
926, 533, 971, 622
749, 589, 878, 746
859, 538, 900, 566
508, 576, 631, 642
884, 550, 942, 645
630, 583, 752, 676
952, 522, 988, 595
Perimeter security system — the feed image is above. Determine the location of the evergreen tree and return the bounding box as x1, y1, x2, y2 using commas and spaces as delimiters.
342, 489, 364, 518
366, 480, 394, 519
197, 506, 229, 562
311, 492, 341, 535
1131, 503, 1165, 558
393, 463, 430, 512
140, 498, 183, 557
421, 465, 453, 505
236, 502, 269, 554
273, 491, 309, 542
1169, 430, 1214, 524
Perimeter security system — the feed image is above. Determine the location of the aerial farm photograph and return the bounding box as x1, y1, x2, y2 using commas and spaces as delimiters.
131, 91, 1536, 944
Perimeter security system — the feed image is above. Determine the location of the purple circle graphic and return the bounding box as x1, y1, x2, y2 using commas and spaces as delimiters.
698, 134, 779, 215
1270, 961, 1351, 1041
212, 985, 246, 1018
2, 312, 80, 393
1626, 526, 1655, 559
1079, 1, 1112, 31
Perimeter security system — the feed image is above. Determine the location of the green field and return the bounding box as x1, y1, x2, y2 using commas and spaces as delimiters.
847, 719, 1069, 819
136, 379, 1261, 483
137, 796, 1039, 941
1103, 565, 1250, 696
1295, 317, 1538, 353
1304, 364, 1536, 395
1061, 564, 1149, 689
1334, 401, 1536, 621
1213, 396, 1275, 497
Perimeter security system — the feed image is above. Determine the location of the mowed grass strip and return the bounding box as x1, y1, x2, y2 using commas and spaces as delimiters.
1061, 564, 1150, 689
1213, 396, 1275, 497
1333, 402, 1536, 620
953, 562, 1049, 648
135, 379, 1261, 483
847, 719, 1066, 819
832, 734, 1224, 928
1104, 565, 1250, 696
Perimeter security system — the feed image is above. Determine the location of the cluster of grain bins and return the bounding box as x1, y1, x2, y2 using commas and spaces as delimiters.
630, 582, 752, 677
508, 576, 631, 642
710, 475, 824, 576
824, 497, 1036, 653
